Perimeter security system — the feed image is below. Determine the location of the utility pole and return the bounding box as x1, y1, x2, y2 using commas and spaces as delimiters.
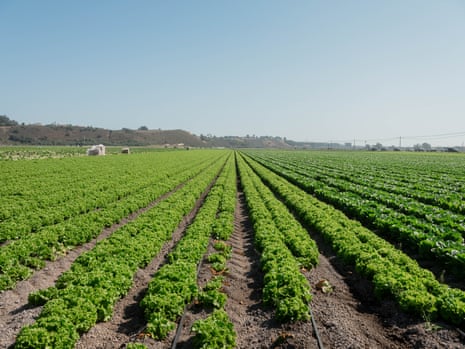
399, 136, 402, 149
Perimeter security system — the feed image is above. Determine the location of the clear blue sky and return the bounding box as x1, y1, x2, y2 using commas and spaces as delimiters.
1, 1, 465, 146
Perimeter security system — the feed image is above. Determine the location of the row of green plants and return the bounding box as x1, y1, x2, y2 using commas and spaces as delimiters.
236, 153, 318, 322
0, 151, 217, 239
189, 152, 238, 349
1, 175, 159, 241
241, 153, 465, 327
0, 146, 85, 161
139, 154, 237, 348
0, 146, 169, 161
309, 150, 465, 190
1, 150, 215, 210
14, 154, 228, 349
0, 153, 226, 291
247, 152, 465, 275
248, 150, 465, 214
256, 152, 465, 234
320, 160, 465, 216
1, 154, 120, 201
241, 158, 319, 269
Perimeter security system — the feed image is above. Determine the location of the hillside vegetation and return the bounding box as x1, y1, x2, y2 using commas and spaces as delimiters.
0, 116, 290, 148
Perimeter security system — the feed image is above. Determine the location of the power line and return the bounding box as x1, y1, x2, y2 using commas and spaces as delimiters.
332, 131, 465, 146
403, 131, 465, 141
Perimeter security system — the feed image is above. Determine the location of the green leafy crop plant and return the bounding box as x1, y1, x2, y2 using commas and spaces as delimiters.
191, 309, 236, 349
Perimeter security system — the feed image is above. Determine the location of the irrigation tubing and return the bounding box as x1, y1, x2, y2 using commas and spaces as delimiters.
171, 259, 205, 349
171, 309, 187, 349
310, 305, 325, 349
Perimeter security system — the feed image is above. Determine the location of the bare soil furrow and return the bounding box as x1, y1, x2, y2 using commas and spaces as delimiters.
305, 231, 465, 349
220, 190, 318, 348
305, 252, 404, 349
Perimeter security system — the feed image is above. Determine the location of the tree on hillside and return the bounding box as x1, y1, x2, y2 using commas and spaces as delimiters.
0, 115, 18, 126
422, 142, 432, 151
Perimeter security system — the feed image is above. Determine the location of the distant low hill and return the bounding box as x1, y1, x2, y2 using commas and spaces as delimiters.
0, 116, 353, 149
0, 123, 208, 147
0, 117, 292, 148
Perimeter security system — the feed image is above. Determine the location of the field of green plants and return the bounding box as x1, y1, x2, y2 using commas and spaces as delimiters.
0, 146, 169, 160
241, 150, 465, 323
1, 148, 465, 348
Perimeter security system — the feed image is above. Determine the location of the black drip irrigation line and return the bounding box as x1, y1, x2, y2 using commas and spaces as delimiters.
171, 259, 205, 349
171, 308, 187, 349
310, 304, 324, 349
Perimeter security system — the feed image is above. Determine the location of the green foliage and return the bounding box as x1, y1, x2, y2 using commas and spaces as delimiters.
240, 150, 465, 327
198, 289, 227, 309
28, 287, 60, 306
262, 264, 311, 321
1, 151, 230, 292
14, 151, 230, 347
198, 276, 227, 308
192, 309, 236, 349
15, 316, 79, 349
213, 241, 232, 254
246, 149, 465, 275
237, 154, 314, 322
141, 155, 237, 340
146, 312, 176, 340
125, 343, 148, 349
437, 288, 465, 325
0, 115, 18, 126
204, 276, 225, 291
207, 252, 228, 272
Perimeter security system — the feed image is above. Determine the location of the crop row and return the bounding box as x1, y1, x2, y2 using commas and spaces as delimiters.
248, 150, 465, 214
236, 153, 318, 322
0, 146, 167, 161
14, 153, 228, 348
246, 151, 465, 275
310, 151, 465, 194
255, 152, 465, 233
241, 153, 465, 326
0, 152, 215, 240
190, 153, 237, 349
0, 146, 86, 161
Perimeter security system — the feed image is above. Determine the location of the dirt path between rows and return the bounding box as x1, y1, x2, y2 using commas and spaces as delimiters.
223, 190, 317, 349
306, 231, 465, 349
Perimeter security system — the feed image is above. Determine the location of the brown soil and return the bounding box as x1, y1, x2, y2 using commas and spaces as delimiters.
1, 184, 465, 348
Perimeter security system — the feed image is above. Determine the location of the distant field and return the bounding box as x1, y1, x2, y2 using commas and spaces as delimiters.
0, 145, 186, 160
1, 148, 465, 348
